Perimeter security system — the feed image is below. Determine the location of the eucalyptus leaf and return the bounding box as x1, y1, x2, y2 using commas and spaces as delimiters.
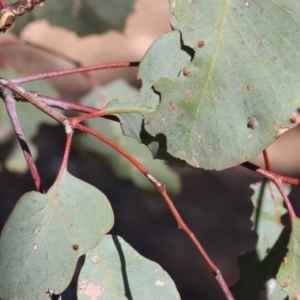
231, 181, 289, 300
77, 235, 180, 300
104, 0, 300, 170
77, 80, 181, 196
0, 169, 114, 300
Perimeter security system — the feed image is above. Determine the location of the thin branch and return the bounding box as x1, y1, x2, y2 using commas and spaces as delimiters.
242, 162, 296, 221
37, 94, 99, 114
2, 87, 44, 192
0, 77, 67, 123
57, 122, 73, 178
242, 161, 300, 186
12, 62, 140, 84
0, 0, 46, 32
26, 93, 119, 122
74, 122, 234, 300
262, 149, 271, 171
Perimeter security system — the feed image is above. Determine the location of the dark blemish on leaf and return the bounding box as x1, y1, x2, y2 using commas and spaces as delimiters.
247, 117, 258, 129
183, 68, 191, 76
289, 108, 300, 124
247, 86, 250, 91
197, 40, 205, 48
72, 244, 79, 250
289, 114, 298, 124
241, 40, 245, 44
168, 103, 174, 111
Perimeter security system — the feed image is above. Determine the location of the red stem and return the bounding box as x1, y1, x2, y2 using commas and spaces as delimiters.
0, 0, 7, 9
262, 149, 271, 171
74, 122, 234, 300
242, 162, 300, 186
57, 129, 73, 178
12, 62, 140, 84
37, 94, 99, 113
2, 87, 44, 193
0, 77, 67, 123
242, 162, 296, 221
26, 93, 119, 122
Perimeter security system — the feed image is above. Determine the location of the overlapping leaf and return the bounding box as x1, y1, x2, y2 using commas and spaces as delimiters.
276, 216, 300, 299
105, 0, 300, 170
76, 80, 181, 196
0, 67, 57, 173
104, 30, 190, 166
0, 168, 114, 299
231, 181, 289, 299
12, 0, 135, 36
77, 235, 180, 300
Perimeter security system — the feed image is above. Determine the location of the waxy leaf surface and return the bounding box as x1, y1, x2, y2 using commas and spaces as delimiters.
105, 0, 300, 170
77, 235, 180, 300
231, 181, 289, 299
77, 80, 181, 196
276, 216, 300, 299
0, 169, 114, 300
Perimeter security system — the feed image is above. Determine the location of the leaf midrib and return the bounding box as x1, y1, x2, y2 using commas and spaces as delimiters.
188, 1, 229, 151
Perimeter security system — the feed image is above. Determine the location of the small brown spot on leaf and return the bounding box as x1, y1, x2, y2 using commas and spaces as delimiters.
289, 111, 300, 124
247, 117, 258, 129
241, 85, 250, 92
183, 68, 191, 76
168, 103, 174, 111
72, 244, 79, 250
197, 40, 205, 48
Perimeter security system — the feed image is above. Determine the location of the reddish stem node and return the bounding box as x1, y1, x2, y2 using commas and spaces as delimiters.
242, 162, 300, 186
0, 77, 67, 124
242, 162, 296, 222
